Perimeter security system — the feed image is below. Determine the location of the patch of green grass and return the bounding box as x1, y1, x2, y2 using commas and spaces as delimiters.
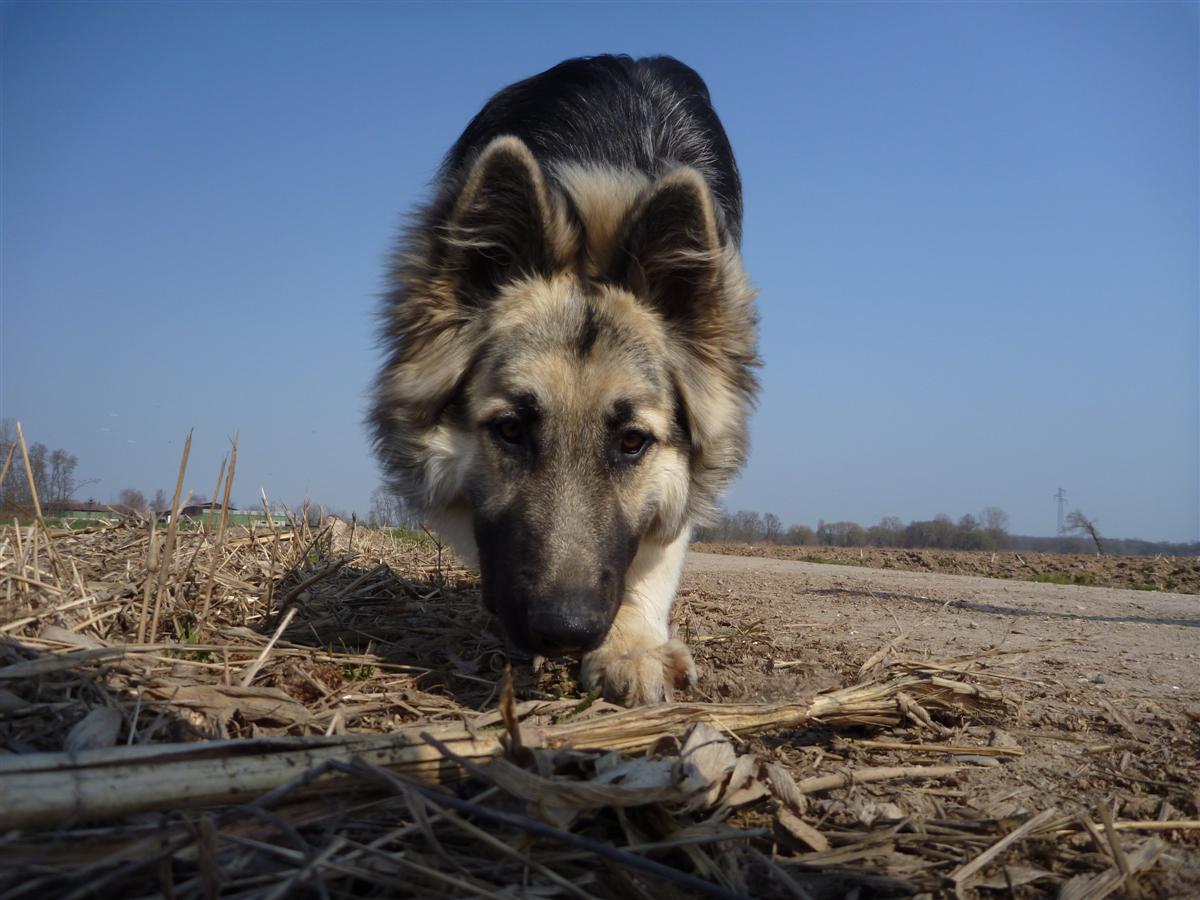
1032, 571, 1096, 586
342, 663, 376, 682
38, 517, 111, 530
390, 527, 431, 543
1032, 572, 1073, 585
552, 691, 601, 724
169, 624, 214, 662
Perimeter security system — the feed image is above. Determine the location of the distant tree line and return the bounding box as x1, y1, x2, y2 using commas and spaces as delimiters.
694, 505, 1199, 557
112, 488, 174, 515
1004, 533, 1199, 557
367, 487, 423, 531
694, 507, 1013, 550
0, 420, 208, 519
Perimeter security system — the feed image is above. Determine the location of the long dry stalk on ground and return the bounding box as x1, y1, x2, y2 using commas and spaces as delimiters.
0, 669, 1003, 830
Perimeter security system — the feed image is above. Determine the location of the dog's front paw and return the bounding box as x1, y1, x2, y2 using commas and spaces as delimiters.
581, 637, 697, 706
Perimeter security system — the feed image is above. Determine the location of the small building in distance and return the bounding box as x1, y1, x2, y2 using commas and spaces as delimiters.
158, 502, 289, 528
53, 501, 116, 521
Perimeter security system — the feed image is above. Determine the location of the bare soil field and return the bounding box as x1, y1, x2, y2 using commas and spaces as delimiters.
1, 519, 1198, 898
692, 543, 1200, 595
676, 551, 1200, 895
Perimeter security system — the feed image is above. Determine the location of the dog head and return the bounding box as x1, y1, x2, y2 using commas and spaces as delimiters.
372, 137, 757, 655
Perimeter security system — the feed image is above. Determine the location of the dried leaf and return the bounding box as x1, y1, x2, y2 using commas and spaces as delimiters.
719, 754, 771, 808
65, 707, 123, 752
764, 761, 808, 816
39, 625, 107, 648
0, 688, 31, 713
976, 865, 1057, 890
876, 801, 903, 820
592, 756, 675, 791
480, 757, 685, 809
776, 807, 830, 852
676, 723, 735, 810
144, 682, 311, 726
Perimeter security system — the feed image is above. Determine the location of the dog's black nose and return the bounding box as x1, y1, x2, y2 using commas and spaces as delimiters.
526, 604, 609, 654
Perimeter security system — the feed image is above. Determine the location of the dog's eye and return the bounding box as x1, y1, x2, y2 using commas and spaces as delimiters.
619, 430, 649, 456
493, 419, 524, 445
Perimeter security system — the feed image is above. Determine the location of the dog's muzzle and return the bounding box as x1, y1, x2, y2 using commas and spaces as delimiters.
524, 597, 611, 654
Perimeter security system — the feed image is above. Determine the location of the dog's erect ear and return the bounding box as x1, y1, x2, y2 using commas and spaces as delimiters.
615, 168, 723, 326
444, 137, 552, 303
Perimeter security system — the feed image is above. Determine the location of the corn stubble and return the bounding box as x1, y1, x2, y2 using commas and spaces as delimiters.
0, 428, 1186, 899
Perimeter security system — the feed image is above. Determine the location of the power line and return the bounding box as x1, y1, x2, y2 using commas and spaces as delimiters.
1055, 487, 1067, 536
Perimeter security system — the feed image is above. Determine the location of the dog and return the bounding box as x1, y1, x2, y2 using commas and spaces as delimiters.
370, 55, 759, 704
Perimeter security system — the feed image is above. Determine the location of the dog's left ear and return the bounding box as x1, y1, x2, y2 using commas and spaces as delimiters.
444, 136, 553, 304
615, 168, 724, 328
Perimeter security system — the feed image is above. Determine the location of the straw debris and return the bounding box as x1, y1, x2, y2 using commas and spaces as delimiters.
1, 433, 1194, 897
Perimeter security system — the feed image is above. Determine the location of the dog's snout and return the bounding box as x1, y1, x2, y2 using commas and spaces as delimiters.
526, 602, 609, 654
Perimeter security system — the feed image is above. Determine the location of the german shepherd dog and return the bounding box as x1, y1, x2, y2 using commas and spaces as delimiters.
370, 55, 759, 704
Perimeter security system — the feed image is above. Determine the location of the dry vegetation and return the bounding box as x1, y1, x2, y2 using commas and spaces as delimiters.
1, 437, 1197, 898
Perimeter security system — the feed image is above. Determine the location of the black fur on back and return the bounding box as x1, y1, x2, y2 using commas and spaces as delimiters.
436, 55, 744, 246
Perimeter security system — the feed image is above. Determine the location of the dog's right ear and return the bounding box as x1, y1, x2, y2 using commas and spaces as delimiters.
443, 137, 553, 304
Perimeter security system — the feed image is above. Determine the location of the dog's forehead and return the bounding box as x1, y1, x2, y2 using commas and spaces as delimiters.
479, 275, 672, 411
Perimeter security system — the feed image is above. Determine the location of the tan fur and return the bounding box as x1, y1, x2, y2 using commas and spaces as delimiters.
371, 134, 758, 704
461, 275, 691, 544
553, 164, 650, 275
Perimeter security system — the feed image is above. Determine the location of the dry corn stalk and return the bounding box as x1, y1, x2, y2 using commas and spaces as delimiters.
0, 669, 1003, 829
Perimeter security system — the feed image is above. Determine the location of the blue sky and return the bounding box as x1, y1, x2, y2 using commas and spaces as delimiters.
2, 2, 1197, 541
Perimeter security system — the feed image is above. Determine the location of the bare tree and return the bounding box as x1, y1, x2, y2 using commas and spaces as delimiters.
864, 516, 902, 547
0, 419, 17, 509
762, 512, 783, 543
27, 442, 48, 503
0, 421, 95, 514
369, 487, 422, 529
817, 520, 867, 547
151, 489, 169, 513
980, 506, 1010, 533
115, 488, 147, 514
955, 513, 985, 549
878, 515, 904, 534
1066, 509, 1105, 555
784, 523, 816, 545
47, 449, 79, 506
976, 506, 1010, 550
731, 510, 764, 543
0, 431, 50, 511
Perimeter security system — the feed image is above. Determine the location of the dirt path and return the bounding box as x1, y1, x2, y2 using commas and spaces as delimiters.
677, 551, 1200, 891
682, 551, 1200, 702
